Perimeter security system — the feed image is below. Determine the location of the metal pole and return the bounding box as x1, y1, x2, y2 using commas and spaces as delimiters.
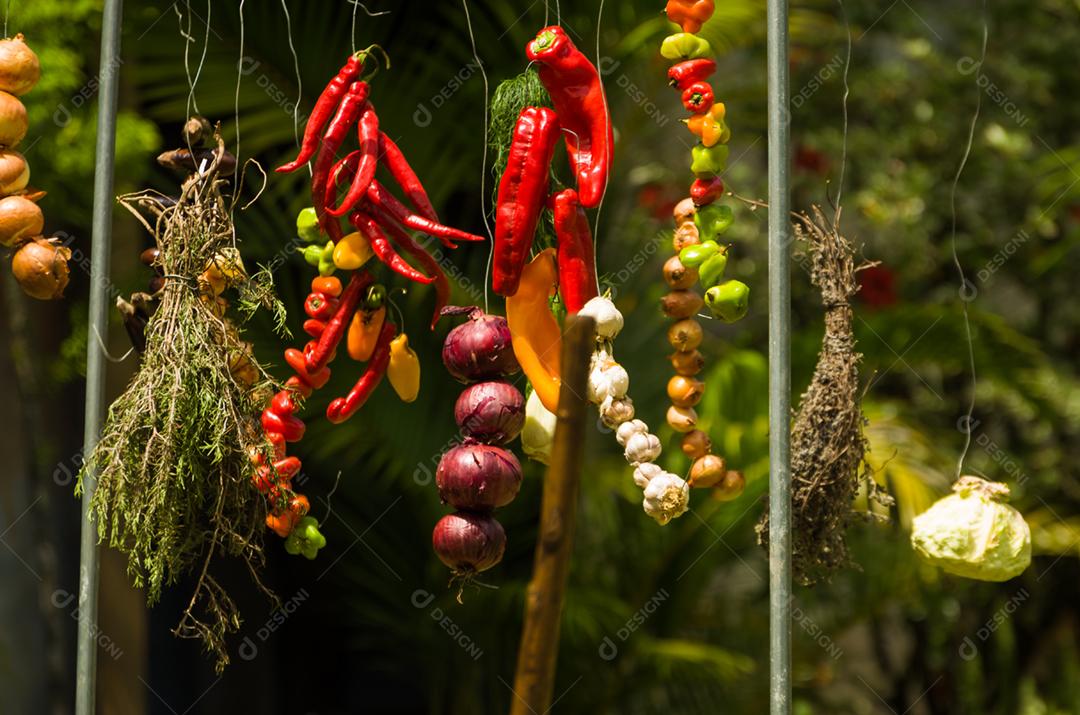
76, 0, 124, 712
766, 0, 792, 712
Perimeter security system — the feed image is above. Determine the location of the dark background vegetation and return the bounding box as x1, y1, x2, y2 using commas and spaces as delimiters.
1, 0, 1078, 713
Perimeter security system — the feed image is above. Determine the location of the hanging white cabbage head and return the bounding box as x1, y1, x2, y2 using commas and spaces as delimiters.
521, 390, 558, 464
911, 476, 1031, 582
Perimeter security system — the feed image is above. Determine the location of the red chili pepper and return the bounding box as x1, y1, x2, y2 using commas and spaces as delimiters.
304, 292, 336, 321
526, 27, 613, 208
551, 188, 598, 313
270, 389, 299, 417
667, 59, 716, 90
349, 210, 435, 285
326, 104, 380, 217
311, 82, 369, 243
326, 320, 396, 424
266, 431, 287, 460
303, 319, 326, 338
681, 81, 714, 113
372, 208, 450, 329
377, 132, 439, 222
276, 52, 369, 173
284, 375, 314, 398
493, 106, 561, 297
262, 408, 306, 443
365, 179, 483, 248
285, 349, 332, 390
254, 456, 303, 492
305, 270, 372, 373
690, 176, 724, 206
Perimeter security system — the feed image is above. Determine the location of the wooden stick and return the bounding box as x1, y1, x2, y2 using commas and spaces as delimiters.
509, 314, 595, 715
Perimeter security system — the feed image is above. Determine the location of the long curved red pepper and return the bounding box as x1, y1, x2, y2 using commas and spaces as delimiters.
493, 106, 561, 297
370, 207, 450, 330
365, 179, 483, 248
305, 269, 372, 373
312, 82, 369, 243
377, 132, 439, 222
551, 188, 598, 313
525, 26, 613, 209
276, 52, 369, 174
326, 104, 380, 217
326, 320, 396, 424
350, 210, 435, 285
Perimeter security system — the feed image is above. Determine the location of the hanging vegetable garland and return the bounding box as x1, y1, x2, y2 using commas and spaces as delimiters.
260, 46, 484, 553
0, 33, 72, 300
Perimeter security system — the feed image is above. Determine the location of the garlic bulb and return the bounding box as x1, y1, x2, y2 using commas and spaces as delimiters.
578, 296, 623, 339
616, 419, 649, 447
600, 396, 634, 428
521, 390, 558, 464
588, 357, 629, 404
633, 462, 662, 489
624, 431, 661, 465
642, 472, 690, 525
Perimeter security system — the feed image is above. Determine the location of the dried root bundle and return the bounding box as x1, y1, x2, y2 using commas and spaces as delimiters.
79, 138, 283, 670
757, 205, 890, 586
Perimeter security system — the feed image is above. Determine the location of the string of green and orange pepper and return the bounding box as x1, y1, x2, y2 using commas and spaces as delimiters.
658, 0, 748, 495
252, 47, 483, 556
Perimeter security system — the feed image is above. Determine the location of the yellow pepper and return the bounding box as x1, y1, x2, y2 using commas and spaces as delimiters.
685, 102, 729, 147
347, 304, 386, 361
333, 231, 373, 270
387, 333, 420, 402
507, 248, 562, 413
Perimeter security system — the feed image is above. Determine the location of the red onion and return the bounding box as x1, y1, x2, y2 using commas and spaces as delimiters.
440, 306, 519, 383
454, 381, 525, 444
432, 511, 506, 573
436, 443, 522, 510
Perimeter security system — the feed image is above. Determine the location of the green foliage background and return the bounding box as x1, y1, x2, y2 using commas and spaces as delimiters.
7, 0, 1080, 713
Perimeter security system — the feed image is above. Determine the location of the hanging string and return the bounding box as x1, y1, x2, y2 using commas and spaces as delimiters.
590, 0, 609, 291
556, 0, 562, 25
176, 3, 198, 116
3, 0, 10, 38
950, 0, 988, 480
544, 0, 550, 27
351, 0, 359, 53
832, 0, 851, 226
460, 0, 495, 313
279, 0, 302, 149
231, 0, 247, 206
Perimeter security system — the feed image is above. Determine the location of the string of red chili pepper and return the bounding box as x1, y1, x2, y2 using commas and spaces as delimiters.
658, 2, 747, 500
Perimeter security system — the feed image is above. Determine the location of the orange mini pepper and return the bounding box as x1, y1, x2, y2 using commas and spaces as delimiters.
507, 248, 562, 412
685, 102, 729, 147
347, 304, 386, 361
665, 0, 715, 34
311, 275, 343, 298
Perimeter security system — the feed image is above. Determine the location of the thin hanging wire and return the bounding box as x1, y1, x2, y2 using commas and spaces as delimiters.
590, 0, 609, 291
3, 0, 10, 38
461, 0, 495, 312
279, 0, 302, 148
232, 0, 247, 206
832, 0, 851, 226
544, 0, 549, 26
351, 0, 359, 53
176, 3, 197, 115
951, 0, 988, 480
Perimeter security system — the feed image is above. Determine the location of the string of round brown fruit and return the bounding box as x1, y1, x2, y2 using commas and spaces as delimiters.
575, 296, 691, 525
0, 33, 72, 301
433, 306, 525, 588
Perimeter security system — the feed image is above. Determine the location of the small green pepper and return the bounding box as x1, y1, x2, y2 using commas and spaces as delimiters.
316, 240, 336, 277
698, 249, 729, 288
705, 279, 750, 323
694, 204, 734, 240
303, 244, 323, 267
679, 240, 720, 268
297, 207, 321, 243
691, 144, 730, 177
660, 33, 712, 60
284, 516, 327, 560
363, 284, 387, 310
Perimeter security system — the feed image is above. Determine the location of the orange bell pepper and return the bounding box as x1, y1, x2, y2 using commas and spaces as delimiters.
666, 0, 715, 34
685, 102, 729, 147
507, 248, 562, 412
347, 304, 386, 361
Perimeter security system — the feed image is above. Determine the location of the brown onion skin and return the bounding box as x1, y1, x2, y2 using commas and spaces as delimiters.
661, 290, 704, 319
663, 255, 698, 290
432, 511, 506, 573
441, 307, 520, 383
454, 381, 525, 444
436, 443, 523, 510
0, 35, 40, 97
12, 237, 70, 300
